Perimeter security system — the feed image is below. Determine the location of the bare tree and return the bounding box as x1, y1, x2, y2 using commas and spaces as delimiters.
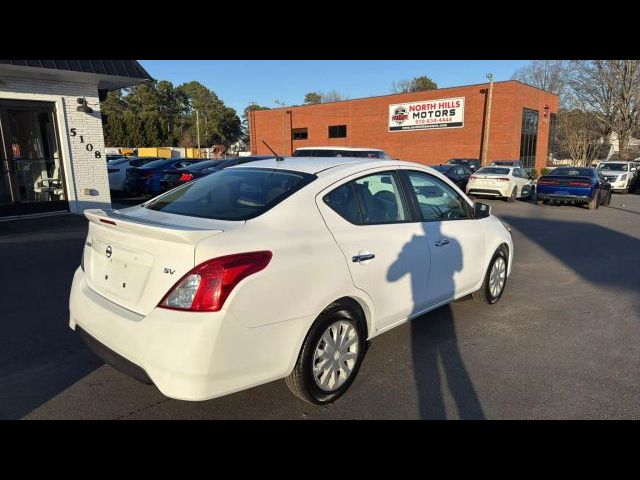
320, 90, 349, 103
557, 110, 600, 166
568, 60, 640, 158
512, 60, 568, 99
391, 76, 438, 94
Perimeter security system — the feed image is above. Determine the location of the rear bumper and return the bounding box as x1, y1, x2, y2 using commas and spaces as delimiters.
467, 187, 508, 197
69, 268, 313, 401
537, 193, 592, 203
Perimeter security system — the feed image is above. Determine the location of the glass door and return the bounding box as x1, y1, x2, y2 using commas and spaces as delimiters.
0, 100, 68, 217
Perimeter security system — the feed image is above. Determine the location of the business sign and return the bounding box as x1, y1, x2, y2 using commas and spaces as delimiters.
389, 97, 465, 131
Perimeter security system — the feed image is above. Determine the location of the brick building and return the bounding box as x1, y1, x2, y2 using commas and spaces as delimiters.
0, 60, 151, 219
249, 80, 559, 170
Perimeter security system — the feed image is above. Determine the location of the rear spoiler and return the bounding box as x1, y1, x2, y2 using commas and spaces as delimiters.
84, 209, 222, 244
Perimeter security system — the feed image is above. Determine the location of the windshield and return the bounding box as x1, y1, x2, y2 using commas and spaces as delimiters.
552, 168, 593, 177
139, 159, 174, 169
145, 168, 316, 220
475, 167, 510, 175
599, 163, 628, 172
433, 165, 454, 173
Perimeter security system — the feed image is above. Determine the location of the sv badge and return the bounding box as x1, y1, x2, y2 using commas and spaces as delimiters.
164, 268, 176, 275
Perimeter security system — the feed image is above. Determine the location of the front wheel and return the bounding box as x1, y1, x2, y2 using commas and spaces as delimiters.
286, 305, 367, 404
473, 249, 508, 304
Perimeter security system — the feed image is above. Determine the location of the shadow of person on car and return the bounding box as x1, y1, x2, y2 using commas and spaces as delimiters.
387, 221, 485, 419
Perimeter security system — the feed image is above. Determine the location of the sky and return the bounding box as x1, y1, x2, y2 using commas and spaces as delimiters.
139, 60, 531, 115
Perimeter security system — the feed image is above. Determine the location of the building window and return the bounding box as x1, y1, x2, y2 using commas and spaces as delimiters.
328, 125, 347, 138
519, 108, 539, 168
547, 113, 558, 162
292, 128, 308, 140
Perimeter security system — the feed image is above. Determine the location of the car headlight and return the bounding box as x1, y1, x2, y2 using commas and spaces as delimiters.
620, 174, 627, 181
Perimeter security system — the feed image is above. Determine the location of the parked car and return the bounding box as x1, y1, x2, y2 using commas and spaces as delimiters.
293, 146, 391, 159
466, 166, 535, 202
159, 156, 274, 192
490, 160, 524, 169
433, 164, 473, 190
537, 166, 612, 210
447, 158, 481, 172
106, 154, 126, 163
597, 161, 637, 194
124, 158, 201, 196
71, 157, 513, 404
107, 157, 160, 192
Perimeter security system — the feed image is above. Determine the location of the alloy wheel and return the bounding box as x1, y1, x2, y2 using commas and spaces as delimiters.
489, 256, 506, 298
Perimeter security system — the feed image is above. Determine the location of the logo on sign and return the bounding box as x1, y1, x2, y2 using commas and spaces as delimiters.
391, 106, 409, 125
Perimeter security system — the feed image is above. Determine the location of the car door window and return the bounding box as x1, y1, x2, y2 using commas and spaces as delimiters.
323, 171, 408, 224
405, 171, 471, 222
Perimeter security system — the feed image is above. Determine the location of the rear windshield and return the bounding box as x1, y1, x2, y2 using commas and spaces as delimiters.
476, 167, 510, 175
552, 168, 593, 177
293, 149, 388, 159
599, 163, 628, 171
491, 161, 515, 166
145, 167, 316, 220
139, 159, 173, 169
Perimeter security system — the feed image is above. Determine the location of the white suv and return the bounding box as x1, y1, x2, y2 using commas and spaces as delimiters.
598, 161, 637, 193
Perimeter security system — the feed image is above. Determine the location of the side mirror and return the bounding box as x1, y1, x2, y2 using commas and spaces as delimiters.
474, 202, 491, 219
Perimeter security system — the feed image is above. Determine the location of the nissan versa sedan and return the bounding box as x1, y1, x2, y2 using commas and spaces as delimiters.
70, 157, 513, 404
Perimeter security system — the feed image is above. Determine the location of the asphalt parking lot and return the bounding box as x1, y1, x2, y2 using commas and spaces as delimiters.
1, 192, 639, 420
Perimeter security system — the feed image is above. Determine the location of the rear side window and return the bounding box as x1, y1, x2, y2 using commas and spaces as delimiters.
323, 171, 408, 224
145, 168, 316, 220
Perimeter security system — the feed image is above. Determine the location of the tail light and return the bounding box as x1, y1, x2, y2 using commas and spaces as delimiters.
538, 179, 559, 185
142, 171, 155, 178
469, 175, 477, 180
496, 177, 510, 182
159, 251, 272, 312
179, 173, 194, 182
569, 181, 591, 187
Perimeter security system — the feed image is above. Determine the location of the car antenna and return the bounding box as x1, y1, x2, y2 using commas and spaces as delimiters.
262, 141, 284, 162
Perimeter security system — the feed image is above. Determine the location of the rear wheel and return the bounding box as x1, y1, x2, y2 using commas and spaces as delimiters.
473, 249, 508, 305
506, 186, 517, 203
588, 191, 600, 210
286, 305, 367, 404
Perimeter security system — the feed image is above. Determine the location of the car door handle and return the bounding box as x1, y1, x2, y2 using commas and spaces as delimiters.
434, 239, 450, 247
352, 253, 375, 263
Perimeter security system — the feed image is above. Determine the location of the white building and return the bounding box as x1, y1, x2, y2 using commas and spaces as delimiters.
0, 60, 151, 219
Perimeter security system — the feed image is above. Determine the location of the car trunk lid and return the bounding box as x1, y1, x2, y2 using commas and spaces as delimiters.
83, 207, 242, 315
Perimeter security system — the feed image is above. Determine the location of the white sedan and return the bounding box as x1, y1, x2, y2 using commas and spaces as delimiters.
466, 165, 535, 202
70, 157, 513, 404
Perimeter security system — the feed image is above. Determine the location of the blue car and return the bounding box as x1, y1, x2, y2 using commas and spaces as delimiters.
536, 166, 612, 210
124, 158, 201, 196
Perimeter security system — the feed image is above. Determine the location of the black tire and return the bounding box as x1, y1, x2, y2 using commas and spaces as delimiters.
603, 190, 612, 205
506, 186, 517, 203
473, 248, 508, 305
588, 191, 599, 210
285, 304, 367, 404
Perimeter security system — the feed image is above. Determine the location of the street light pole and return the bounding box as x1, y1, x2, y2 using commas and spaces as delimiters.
481, 73, 494, 166
275, 100, 286, 156
195, 108, 201, 157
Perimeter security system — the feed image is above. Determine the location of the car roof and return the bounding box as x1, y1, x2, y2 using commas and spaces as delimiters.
230, 156, 383, 174
294, 146, 385, 152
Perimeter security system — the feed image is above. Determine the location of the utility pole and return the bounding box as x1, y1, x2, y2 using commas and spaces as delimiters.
481, 73, 494, 166
275, 100, 286, 156
195, 108, 201, 157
